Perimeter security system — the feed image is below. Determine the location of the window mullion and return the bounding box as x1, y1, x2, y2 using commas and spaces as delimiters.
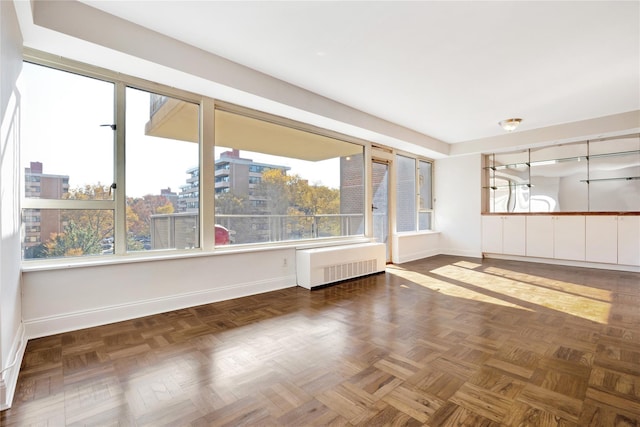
114, 82, 127, 255
21, 199, 115, 210
201, 97, 215, 251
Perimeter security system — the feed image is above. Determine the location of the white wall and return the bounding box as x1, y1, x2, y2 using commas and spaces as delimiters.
22, 248, 297, 338
434, 154, 482, 258
0, 0, 24, 410
392, 232, 440, 264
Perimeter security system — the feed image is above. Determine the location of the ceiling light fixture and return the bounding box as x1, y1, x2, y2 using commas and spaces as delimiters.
499, 118, 523, 132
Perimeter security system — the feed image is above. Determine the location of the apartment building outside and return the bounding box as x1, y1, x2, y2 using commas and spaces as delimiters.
23, 162, 69, 255
150, 150, 291, 249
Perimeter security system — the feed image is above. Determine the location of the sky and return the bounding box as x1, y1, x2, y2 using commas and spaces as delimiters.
19, 62, 343, 198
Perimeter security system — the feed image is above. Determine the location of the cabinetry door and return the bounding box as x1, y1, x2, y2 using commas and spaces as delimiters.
618, 216, 640, 266
482, 216, 503, 253
526, 216, 554, 258
585, 216, 618, 264
554, 216, 585, 261
502, 216, 526, 256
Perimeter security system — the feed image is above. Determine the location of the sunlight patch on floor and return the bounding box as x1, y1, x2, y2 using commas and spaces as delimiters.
387, 267, 532, 311
452, 261, 483, 270
472, 265, 612, 302
429, 265, 611, 324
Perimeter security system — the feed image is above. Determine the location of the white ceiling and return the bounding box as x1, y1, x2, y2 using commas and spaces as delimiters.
16, 1, 640, 147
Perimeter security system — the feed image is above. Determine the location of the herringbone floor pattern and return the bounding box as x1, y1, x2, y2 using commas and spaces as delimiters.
2, 256, 639, 426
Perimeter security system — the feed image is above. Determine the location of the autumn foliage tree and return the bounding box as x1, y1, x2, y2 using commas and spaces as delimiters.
40, 185, 173, 257
214, 192, 252, 243
45, 220, 102, 257
127, 194, 175, 237
40, 170, 341, 255
41, 184, 115, 256
251, 169, 341, 238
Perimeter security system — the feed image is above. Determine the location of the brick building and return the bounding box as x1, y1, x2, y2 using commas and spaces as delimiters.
23, 162, 69, 256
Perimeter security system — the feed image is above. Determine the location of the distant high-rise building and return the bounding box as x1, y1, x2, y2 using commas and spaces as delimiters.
176, 149, 290, 213
152, 150, 291, 248
178, 167, 199, 213
23, 162, 70, 253
160, 187, 179, 211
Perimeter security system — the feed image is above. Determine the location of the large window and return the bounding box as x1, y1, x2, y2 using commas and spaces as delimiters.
125, 89, 200, 252
21, 62, 116, 259
20, 59, 369, 261
213, 108, 365, 245
396, 155, 434, 232
20, 62, 202, 259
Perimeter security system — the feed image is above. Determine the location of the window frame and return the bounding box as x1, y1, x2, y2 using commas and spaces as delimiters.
211, 101, 368, 247
20, 53, 208, 261
20, 51, 376, 267
394, 152, 435, 234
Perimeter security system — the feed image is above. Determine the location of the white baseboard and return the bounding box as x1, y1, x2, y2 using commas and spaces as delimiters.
483, 253, 640, 273
441, 248, 482, 258
393, 248, 441, 264
24, 275, 297, 339
0, 323, 26, 411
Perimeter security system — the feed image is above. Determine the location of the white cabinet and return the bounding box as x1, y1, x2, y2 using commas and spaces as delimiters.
485, 214, 639, 268
503, 216, 526, 255
526, 216, 554, 258
482, 216, 525, 256
525, 216, 585, 261
618, 216, 640, 266
586, 216, 618, 264
482, 216, 503, 254
554, 216, 585, 261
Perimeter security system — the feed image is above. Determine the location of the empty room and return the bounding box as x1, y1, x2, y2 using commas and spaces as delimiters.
1, 1, 639, 426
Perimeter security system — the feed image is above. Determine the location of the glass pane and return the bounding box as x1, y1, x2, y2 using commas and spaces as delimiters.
22, 209, 114, 259
20, 63, 114, 200
530, 143, 588, 212
396, 155, 416, 232
486, 136, 640, 213
419, 211, 432, 231
589, 135, 639, 156
486, 151, 530, 213
490, 179, 511, 212
492, 150, 528, 168
150, 213, 199, 250
588, 136, 640, 212
530, 142, 587, 163
213, 110, 364, 245
418, 160, 432, 230
589, 179, 640, 212
490, 179, 531, 213
418, 161, 432, 210
125, 88, 200, 251
372, 162, 389, 254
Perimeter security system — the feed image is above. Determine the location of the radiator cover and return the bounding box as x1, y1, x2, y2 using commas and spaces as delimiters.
296, 243, 386, 289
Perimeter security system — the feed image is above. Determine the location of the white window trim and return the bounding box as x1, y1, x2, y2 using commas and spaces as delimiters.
394, 151, 435, 233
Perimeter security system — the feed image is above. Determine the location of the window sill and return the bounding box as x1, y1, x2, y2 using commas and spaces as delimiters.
393, 230, 440, 237
21, 236, 373, 273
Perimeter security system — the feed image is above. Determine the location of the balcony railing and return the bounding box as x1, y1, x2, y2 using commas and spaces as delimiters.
215, 213, 365, 244
149, 212, 365, 247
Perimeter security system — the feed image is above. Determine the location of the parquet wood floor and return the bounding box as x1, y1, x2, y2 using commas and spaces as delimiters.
2, 255, 639, 426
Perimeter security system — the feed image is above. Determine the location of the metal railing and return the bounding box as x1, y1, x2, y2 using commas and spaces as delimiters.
147, 212, 365, 248
215, 213, 365, 244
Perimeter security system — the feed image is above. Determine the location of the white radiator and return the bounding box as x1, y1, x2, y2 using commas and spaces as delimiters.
296, 243, 386, 289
